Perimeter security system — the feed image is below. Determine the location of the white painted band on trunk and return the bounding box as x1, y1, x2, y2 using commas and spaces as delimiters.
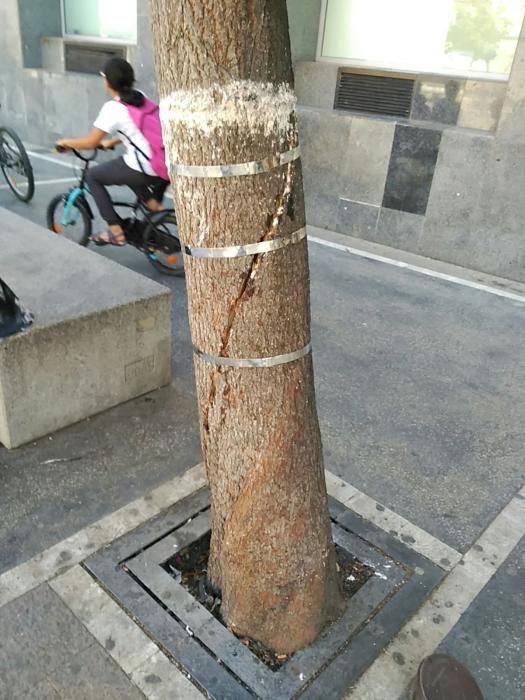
171, 145, 301, 178
160, 81, 297, 140
185, 226, 306, 259
194, 342, 312, 368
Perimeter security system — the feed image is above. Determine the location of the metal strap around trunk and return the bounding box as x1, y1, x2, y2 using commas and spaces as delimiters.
194, 342, 312, 369
184, 227, 306, 259
171, 146, 300, 178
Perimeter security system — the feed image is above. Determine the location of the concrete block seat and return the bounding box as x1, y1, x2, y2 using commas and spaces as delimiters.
0, 209, 171, 448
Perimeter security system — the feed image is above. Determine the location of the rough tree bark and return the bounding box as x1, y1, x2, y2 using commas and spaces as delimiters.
150, 0, 343, 654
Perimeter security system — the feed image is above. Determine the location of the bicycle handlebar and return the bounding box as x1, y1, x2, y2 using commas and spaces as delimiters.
54, 144, 99, 162
54, 143, 114, 161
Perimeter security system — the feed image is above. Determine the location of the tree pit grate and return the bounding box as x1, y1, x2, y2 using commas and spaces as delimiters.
85, 487, 446, 699
163, 531, 373, 671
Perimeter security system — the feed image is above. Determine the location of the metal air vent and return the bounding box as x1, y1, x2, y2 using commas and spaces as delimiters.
335, 69, 415, 118
65, 43, 127, 75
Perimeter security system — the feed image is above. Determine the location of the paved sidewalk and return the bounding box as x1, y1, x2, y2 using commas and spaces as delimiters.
0, 468, 208, 700
0, 584, 146, 700
1, 466, 523, 699
1, 152, 524, 698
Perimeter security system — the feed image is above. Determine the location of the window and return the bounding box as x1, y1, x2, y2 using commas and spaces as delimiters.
319, 0, 525, 78
62, 0, 137, 43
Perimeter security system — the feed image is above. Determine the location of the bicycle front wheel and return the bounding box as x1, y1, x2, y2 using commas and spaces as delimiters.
144, 212, 184, 276
0, 127, 35, 202
46, 194, 92, 246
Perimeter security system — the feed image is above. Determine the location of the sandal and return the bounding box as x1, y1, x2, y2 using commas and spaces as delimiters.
91, 231, 127, 247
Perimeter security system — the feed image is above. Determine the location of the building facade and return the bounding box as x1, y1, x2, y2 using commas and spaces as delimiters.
2, 0, 525, 281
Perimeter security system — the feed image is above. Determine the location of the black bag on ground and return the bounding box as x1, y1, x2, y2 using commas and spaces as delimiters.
0, 277, 33, 339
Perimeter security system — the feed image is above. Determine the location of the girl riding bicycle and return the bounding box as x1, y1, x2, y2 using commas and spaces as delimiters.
56, 58, 169, 247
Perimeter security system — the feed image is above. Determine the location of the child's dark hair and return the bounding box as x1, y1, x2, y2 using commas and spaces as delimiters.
102, 57, 144, 107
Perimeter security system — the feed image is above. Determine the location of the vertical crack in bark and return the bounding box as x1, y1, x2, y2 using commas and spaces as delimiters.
202, 161, 296, 445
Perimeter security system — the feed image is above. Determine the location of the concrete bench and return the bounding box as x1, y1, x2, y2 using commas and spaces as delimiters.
0, 209, 172, 448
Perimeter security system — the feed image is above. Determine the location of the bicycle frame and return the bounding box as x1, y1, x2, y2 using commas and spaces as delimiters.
49, 146, 182, 274
62, 186, 90, 225
57, 147, 175, 239
60, 154, 94, 225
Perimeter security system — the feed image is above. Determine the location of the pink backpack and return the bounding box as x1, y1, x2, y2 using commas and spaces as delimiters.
124, 98, 169, 181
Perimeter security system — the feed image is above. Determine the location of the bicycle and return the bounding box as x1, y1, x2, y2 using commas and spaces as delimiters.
46, 147, 183, 276
0, 125, 35, 202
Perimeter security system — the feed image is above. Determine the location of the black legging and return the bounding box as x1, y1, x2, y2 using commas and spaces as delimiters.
86, 157, 169, 226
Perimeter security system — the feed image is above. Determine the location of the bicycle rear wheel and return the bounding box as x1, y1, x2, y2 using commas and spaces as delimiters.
0, 127, 35, 202
144, 212, 184, 276
46, 193, 92, 246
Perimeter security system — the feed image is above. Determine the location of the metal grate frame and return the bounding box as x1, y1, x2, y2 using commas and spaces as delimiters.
335, 68, 416, 118
85, 488, 446, 699
65, 43, 127, 75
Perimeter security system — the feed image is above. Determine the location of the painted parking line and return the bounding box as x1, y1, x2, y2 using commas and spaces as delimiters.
308, 235, 525, 305
344, 487, 525, 699
0, 177, 77, 190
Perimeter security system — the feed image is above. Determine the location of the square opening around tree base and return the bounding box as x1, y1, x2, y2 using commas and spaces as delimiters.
163, 531, 374, 671
85, 488, 445, 699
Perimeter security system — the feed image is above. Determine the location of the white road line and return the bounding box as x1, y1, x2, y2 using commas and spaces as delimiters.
345, 490, 525, 699
51, 566, 204, 698
0, 177, 76, 190
0, 463, 206, 609
26, 150, 76, 169
325, 470, 461, 571
309, 235, 525, 305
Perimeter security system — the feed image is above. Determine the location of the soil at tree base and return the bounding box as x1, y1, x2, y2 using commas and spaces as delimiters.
164, 529, 373, 671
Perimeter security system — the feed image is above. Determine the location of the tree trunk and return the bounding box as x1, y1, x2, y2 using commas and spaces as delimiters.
150, 0, 343, 654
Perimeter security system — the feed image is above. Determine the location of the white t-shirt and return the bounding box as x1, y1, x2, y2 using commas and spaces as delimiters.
94, 98, 155, 176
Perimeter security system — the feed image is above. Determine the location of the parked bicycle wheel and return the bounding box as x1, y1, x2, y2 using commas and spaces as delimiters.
0, 127, 35, 202
144, 212, 184, 276
46, 193, 92, 246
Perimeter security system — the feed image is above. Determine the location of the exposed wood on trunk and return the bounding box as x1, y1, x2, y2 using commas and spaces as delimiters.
150, 0, 343, 653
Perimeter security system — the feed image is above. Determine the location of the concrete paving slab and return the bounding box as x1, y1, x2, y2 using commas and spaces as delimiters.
5, 678, 63, 700
51, 566, 157, 675
346, 491, 525, 699
50, 643, 146, 700
131, 650, 204, 699
438, 534, 525, 700
0, 583, 147, 699
0, 583, 93, 696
